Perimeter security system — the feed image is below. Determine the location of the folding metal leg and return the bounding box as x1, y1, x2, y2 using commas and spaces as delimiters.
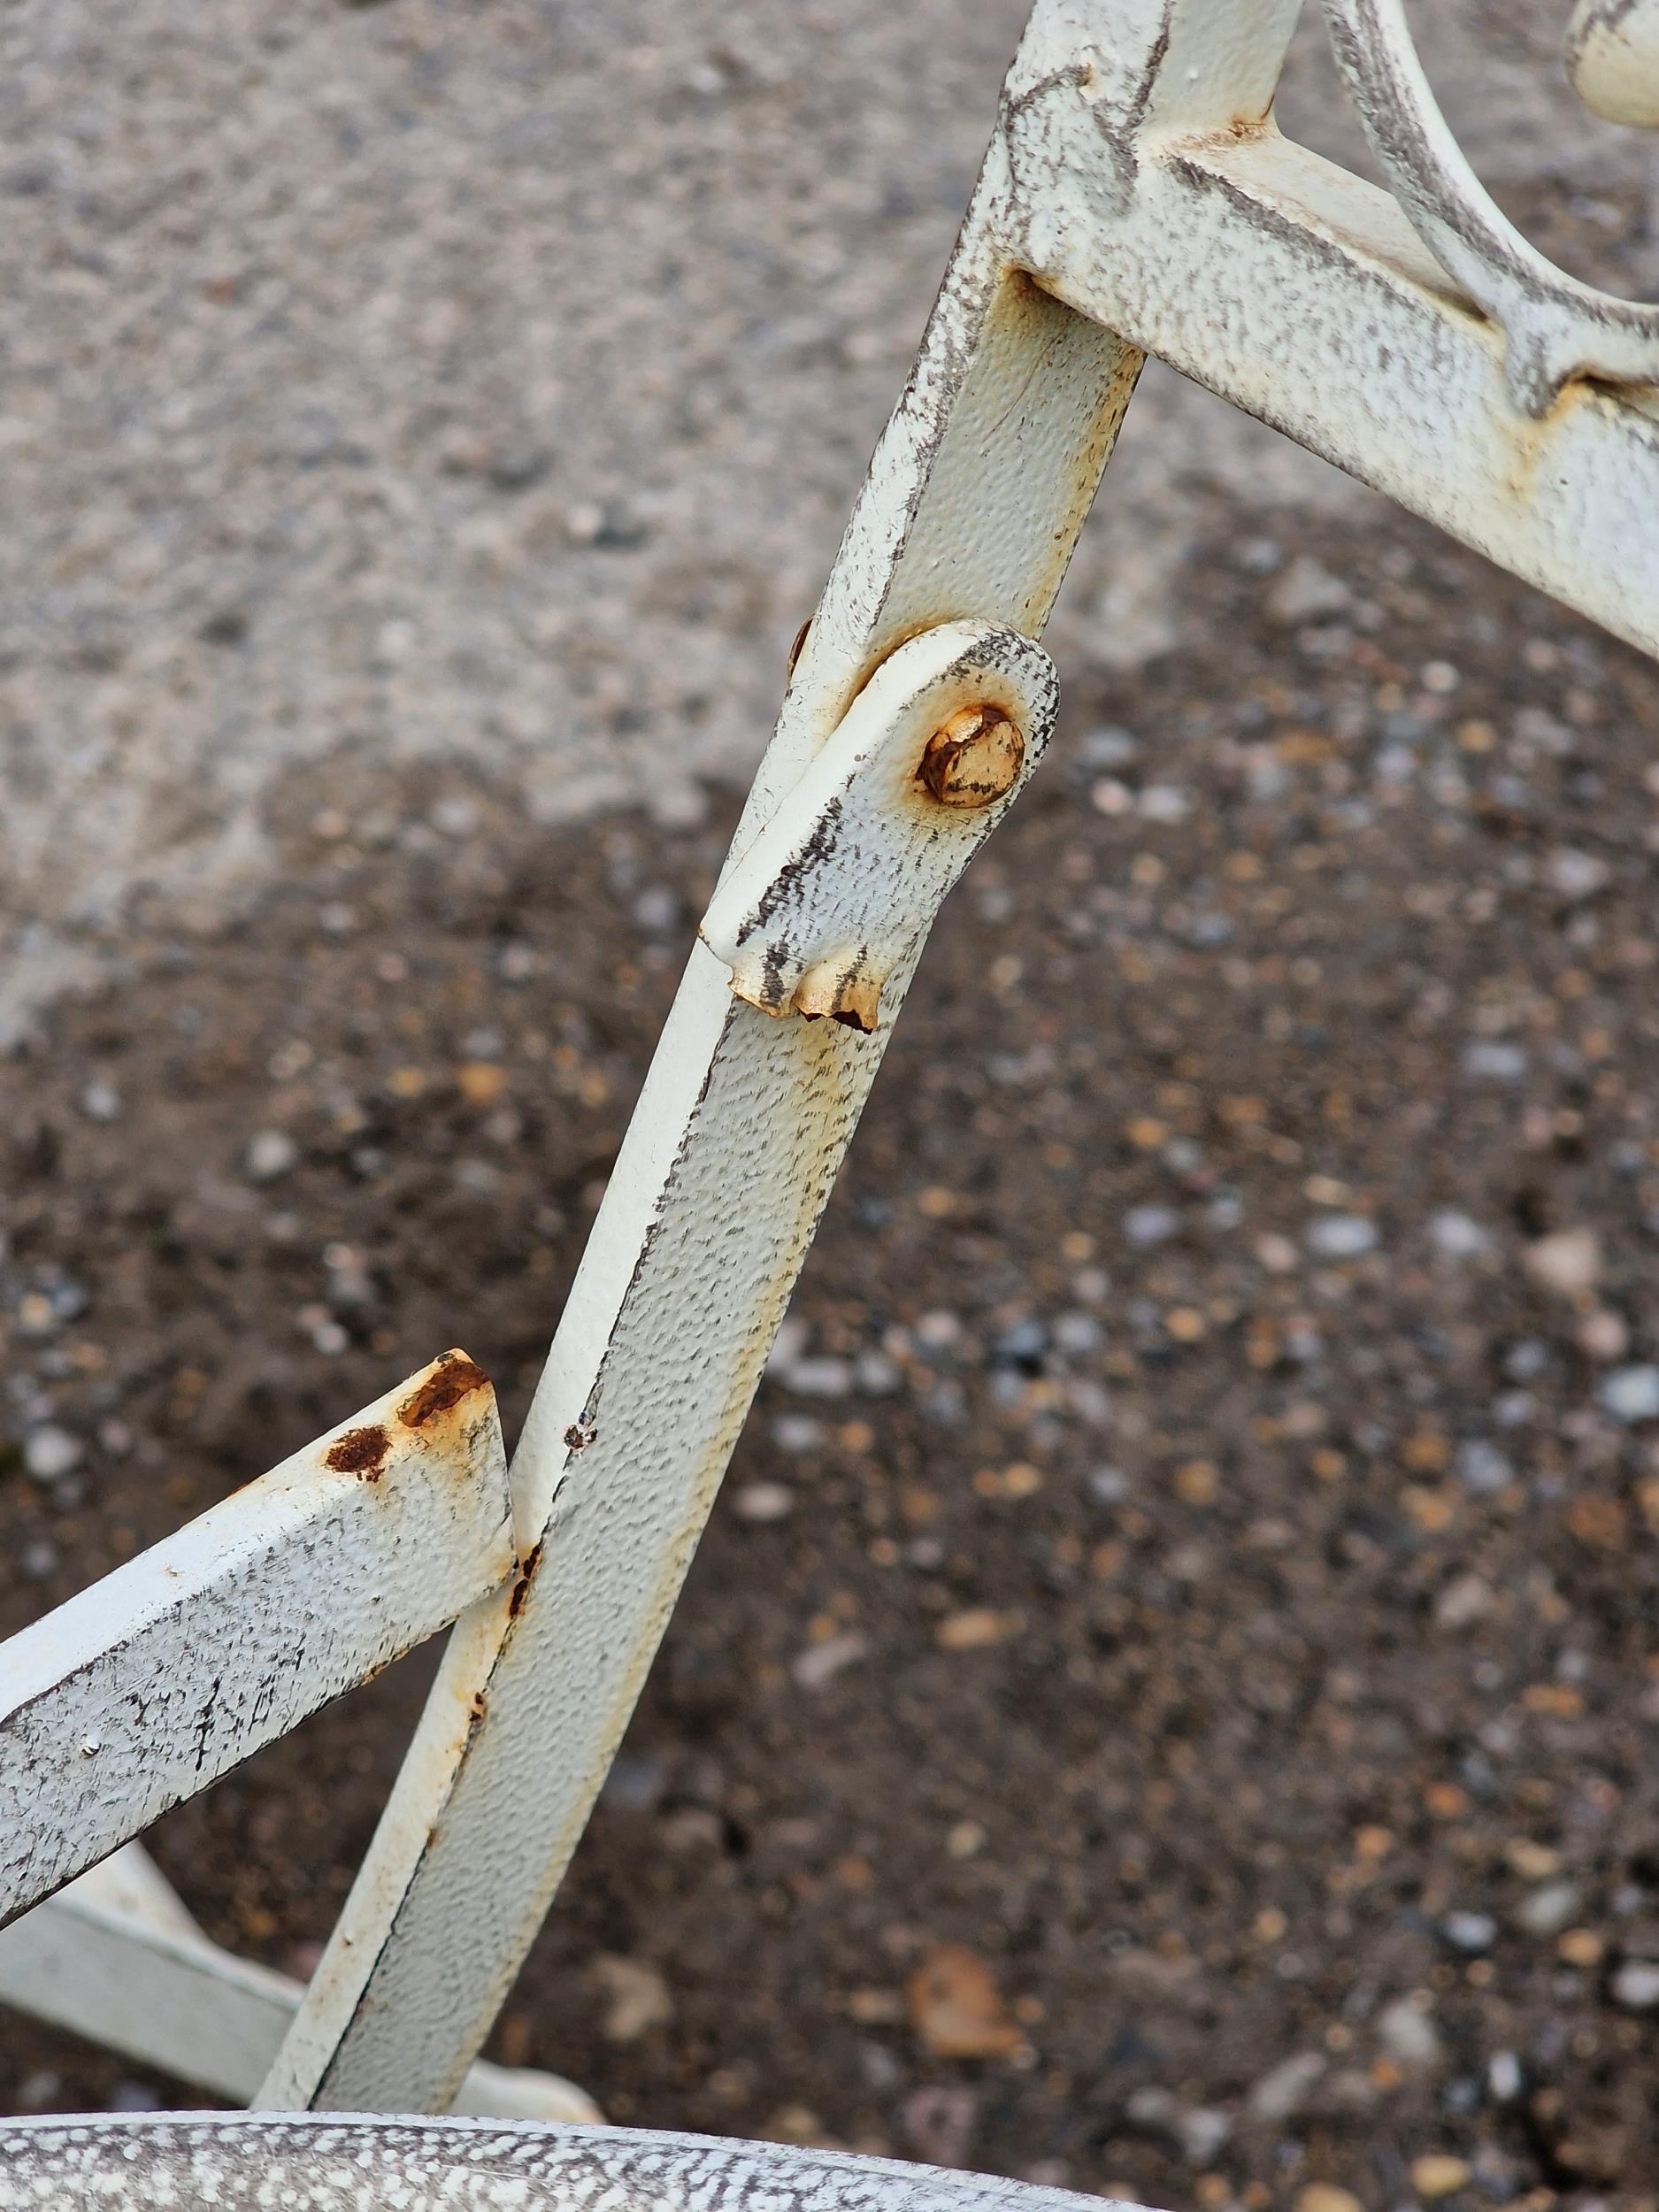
0, 1847, 597, 2121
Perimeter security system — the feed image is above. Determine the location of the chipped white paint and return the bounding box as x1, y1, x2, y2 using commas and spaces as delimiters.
0, 2116, 1141, 2212
702, 621, 1057, 1032
0, 1845, 598, 2124
0, 1351, 514, 1925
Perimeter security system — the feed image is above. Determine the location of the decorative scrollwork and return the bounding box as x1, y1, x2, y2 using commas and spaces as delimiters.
1318, 0, 1659, 415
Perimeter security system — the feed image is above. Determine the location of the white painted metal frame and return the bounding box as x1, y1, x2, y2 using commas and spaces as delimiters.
3, 0, 1657, 2182
0, 2114, 1142, 2212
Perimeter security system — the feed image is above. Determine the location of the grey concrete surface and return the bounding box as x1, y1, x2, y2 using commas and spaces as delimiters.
0, 0, 1654, 1039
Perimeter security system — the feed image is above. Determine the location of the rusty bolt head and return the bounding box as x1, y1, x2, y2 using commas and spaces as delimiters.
917, 703, 1025, 809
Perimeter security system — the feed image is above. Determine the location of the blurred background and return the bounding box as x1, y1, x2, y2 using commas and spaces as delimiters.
4, 1, 1659, 2205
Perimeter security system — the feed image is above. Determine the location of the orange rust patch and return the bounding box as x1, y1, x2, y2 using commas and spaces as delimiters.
399, 1351, 490, 1430
325, 1425, 391, 1478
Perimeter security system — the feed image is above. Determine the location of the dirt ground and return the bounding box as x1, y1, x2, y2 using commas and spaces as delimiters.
5, 493, 1659, 2210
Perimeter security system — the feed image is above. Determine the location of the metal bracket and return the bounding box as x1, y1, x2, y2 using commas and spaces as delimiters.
701, 621, 1056, 1033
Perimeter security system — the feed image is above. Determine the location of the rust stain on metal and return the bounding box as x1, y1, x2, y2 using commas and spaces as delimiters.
791, 959, 880, 1032
562, 1423, 596, 1452
918, 702, 1025, 807
506, 1542, 543, 1620
323, 1425, 391, 1479
398, 1352, 490, 1431
1492, 376, 1589, 506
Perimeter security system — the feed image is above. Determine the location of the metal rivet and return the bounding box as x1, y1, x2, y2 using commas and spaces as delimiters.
917, 703, 1025, 808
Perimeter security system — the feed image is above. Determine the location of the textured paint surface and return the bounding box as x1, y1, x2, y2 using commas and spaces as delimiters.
0, 2116, 1142, 2212
0, 1350, 513, 1924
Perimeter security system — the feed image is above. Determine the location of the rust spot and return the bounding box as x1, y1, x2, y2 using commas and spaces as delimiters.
507, 1541, 543, 1619
325, 1425, 391, 1478
792, 958, 880, 1033
563, 1422, 596, 1451
918, 703, 1024, 808
399, 1350, 490, 1430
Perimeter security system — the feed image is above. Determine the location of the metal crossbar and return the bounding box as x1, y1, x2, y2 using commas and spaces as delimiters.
3, 0, 1657, 2193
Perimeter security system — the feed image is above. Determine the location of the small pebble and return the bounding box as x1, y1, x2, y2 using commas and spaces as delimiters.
1294, 2188, 1363, 2212
1377, 1995, 1443, 2069
1611, 1960, 1659, 2010
772, 1415, 824, 1454
1434, 1572, 1491, 1630
1578, 1308, 1630, 1361
1267, 555, 1351, 624
14, 1292, 58, 1339
1544, 847, 1610, 901
1079, 726, 1138, 767
1246, 2049, 1325, 2122
1522, 1226, 1601, 1297
1487, 2050, 1523, 2101
1254, 1232, 1299, 1273
1138, 784, 1189, 824
935, 1608, 1020, 1651
1410, 2154, 1470, 2199
1601, 1366, 1659, 1424
246, 1128, 299, 1182
780, 1356, 852, 1399
1455, 1440, 1512, 1495
592, 1955, 672, 2043
905, 1944, 1020, 2059
1090, 777, 1134, 818
1513, 1880, 1582, 1937
914, 1310, 962, 1351
853, 1350, 901, 1395
1463, 1040, 1526, 1081
1305, 1213, 1378, 1259
1430, 1210, 1488, 1257
732, 1481, 794, 1524
792, 1632, 868, 1690
1122, 1204, 1179, 1248
1442, 1910, 1495, 1953
23, 1425, 81, 1482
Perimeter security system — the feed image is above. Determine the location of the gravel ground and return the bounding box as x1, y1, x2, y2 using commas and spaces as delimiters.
6, 4, 1659, 2211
